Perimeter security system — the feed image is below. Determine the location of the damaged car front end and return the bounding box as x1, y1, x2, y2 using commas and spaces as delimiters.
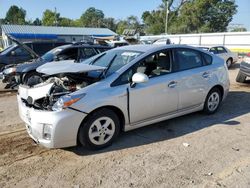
18, 60, 107, 148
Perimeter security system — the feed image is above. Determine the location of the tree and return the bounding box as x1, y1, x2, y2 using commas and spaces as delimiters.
80, 7, 104, 27
5, 5, 26, 24
116, 20, 128, 34
175, 0, 238, 33
142, 0, 238, 34
102, 17, 117, 31
230, 27, 247, 32
42, 9, 60, 26
33, 18, 42, 26
59, 17, 74, 26
116, 16, 141, 34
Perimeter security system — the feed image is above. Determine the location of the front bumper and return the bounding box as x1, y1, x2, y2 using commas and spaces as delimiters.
17, 95, 86, 148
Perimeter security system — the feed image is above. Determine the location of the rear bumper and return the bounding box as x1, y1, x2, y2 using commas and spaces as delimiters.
17, 95, 86, 148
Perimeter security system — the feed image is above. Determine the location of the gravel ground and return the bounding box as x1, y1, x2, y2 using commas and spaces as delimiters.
0, 62, 250, 188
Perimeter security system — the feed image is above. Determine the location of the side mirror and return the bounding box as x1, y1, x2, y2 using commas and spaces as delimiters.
11, 51, 16, 56
131, 72, 149, 87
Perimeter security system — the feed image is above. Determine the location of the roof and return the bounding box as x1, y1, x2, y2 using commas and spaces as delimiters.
115, 44, 209, 54
1, 24, 117, 38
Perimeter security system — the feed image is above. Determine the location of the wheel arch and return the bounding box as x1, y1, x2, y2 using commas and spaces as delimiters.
209, 84, 224, 99
76, 105, 125, 144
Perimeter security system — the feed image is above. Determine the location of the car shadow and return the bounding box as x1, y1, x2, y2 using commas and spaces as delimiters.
65, 90, 250, 156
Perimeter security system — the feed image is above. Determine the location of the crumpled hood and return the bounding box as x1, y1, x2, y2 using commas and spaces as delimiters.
37, 60, 106, 75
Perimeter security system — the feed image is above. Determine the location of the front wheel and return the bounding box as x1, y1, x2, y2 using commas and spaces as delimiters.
203, 88, 222, 114
78, 109, 120, 150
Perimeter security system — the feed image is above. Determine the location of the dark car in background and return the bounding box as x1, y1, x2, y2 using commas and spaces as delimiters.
236, 55, 250, 83
0, 40, 68, 70
2, 42, 112, 88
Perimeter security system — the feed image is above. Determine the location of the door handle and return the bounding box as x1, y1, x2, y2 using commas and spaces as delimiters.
168, 81, 177, 88
202, 72, 210, 78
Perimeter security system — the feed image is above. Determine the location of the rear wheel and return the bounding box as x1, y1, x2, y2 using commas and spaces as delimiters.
23, 72, 43, 86
226, 58, 232, 68
78, 109, 120, 150
203, 88, 222, 114
236, 71, 246, 83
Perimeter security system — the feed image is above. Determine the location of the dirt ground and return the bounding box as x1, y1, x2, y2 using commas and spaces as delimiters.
0, 62, 250, 188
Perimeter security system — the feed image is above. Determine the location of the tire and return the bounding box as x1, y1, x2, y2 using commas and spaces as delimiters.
236, 71, 246, 83
23, 72, 43, 86
0, 64, 5, 72
226, 58, 232, 68
78, 108, 120, 150
203, 88, 222, 114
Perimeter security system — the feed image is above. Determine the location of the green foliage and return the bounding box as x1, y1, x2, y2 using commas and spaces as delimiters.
42, 9, 60, 26
5, 5, 26, 25
116, 16, 140, 34
59, 17, 74, 27
33, 18, 42, 26
116, 20, 127, 34
142, 0, 238, 34
231, 27, 247, 32
4, 1, 239, 35
80, 7, 104, 27
102, 17, 117, 31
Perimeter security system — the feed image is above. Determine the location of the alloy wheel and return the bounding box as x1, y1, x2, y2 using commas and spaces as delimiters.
207, 92, 220, 112
88, 117, 115, 145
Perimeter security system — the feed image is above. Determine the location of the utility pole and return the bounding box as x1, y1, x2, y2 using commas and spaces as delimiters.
165, 0, 169, 34
54, 7, 58, 26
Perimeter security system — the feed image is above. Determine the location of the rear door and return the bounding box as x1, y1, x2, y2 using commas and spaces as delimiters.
172, 48, 213, 110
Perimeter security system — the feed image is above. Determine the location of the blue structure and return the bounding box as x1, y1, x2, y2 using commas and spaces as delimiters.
1, 24, 117, 48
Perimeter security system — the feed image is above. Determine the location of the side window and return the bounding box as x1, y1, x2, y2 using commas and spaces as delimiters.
111, 50, 172, 87
136, 50, 172, 77
217, 47, 227, 54
81, 48, 96, 59
13, 47, 31, 56
58, 48, 78, 60
209, 47, 218, 54
174, 49, 203, 71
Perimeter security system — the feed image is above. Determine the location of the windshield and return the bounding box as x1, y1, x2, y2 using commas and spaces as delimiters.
41, 47, 63, 62
90, 50, 143, 76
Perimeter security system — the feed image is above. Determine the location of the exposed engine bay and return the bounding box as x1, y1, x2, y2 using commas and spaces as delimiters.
20, 72, 100, 111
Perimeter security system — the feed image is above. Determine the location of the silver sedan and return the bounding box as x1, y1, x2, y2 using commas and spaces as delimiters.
17, 44, 230, 149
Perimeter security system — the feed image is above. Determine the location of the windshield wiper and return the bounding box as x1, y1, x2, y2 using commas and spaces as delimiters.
100, 55, 117, 78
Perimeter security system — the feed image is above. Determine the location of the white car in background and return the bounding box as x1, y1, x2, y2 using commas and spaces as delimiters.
200, 46, 238, 68
153, 38, 171, 45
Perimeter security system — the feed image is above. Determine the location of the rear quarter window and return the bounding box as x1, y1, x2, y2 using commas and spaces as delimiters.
202, 53, 212, 65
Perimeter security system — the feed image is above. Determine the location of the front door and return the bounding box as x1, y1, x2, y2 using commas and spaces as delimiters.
128, 50, 178, 124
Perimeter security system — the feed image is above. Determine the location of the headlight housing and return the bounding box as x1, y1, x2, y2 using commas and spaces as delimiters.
3, 67, 16, 75
52, 93, 86, 111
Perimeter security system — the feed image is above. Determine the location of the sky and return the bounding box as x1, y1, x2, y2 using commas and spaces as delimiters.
0, 0, 249, 31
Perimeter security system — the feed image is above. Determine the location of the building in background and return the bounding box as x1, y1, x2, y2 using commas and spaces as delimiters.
1, 24, 117, 48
